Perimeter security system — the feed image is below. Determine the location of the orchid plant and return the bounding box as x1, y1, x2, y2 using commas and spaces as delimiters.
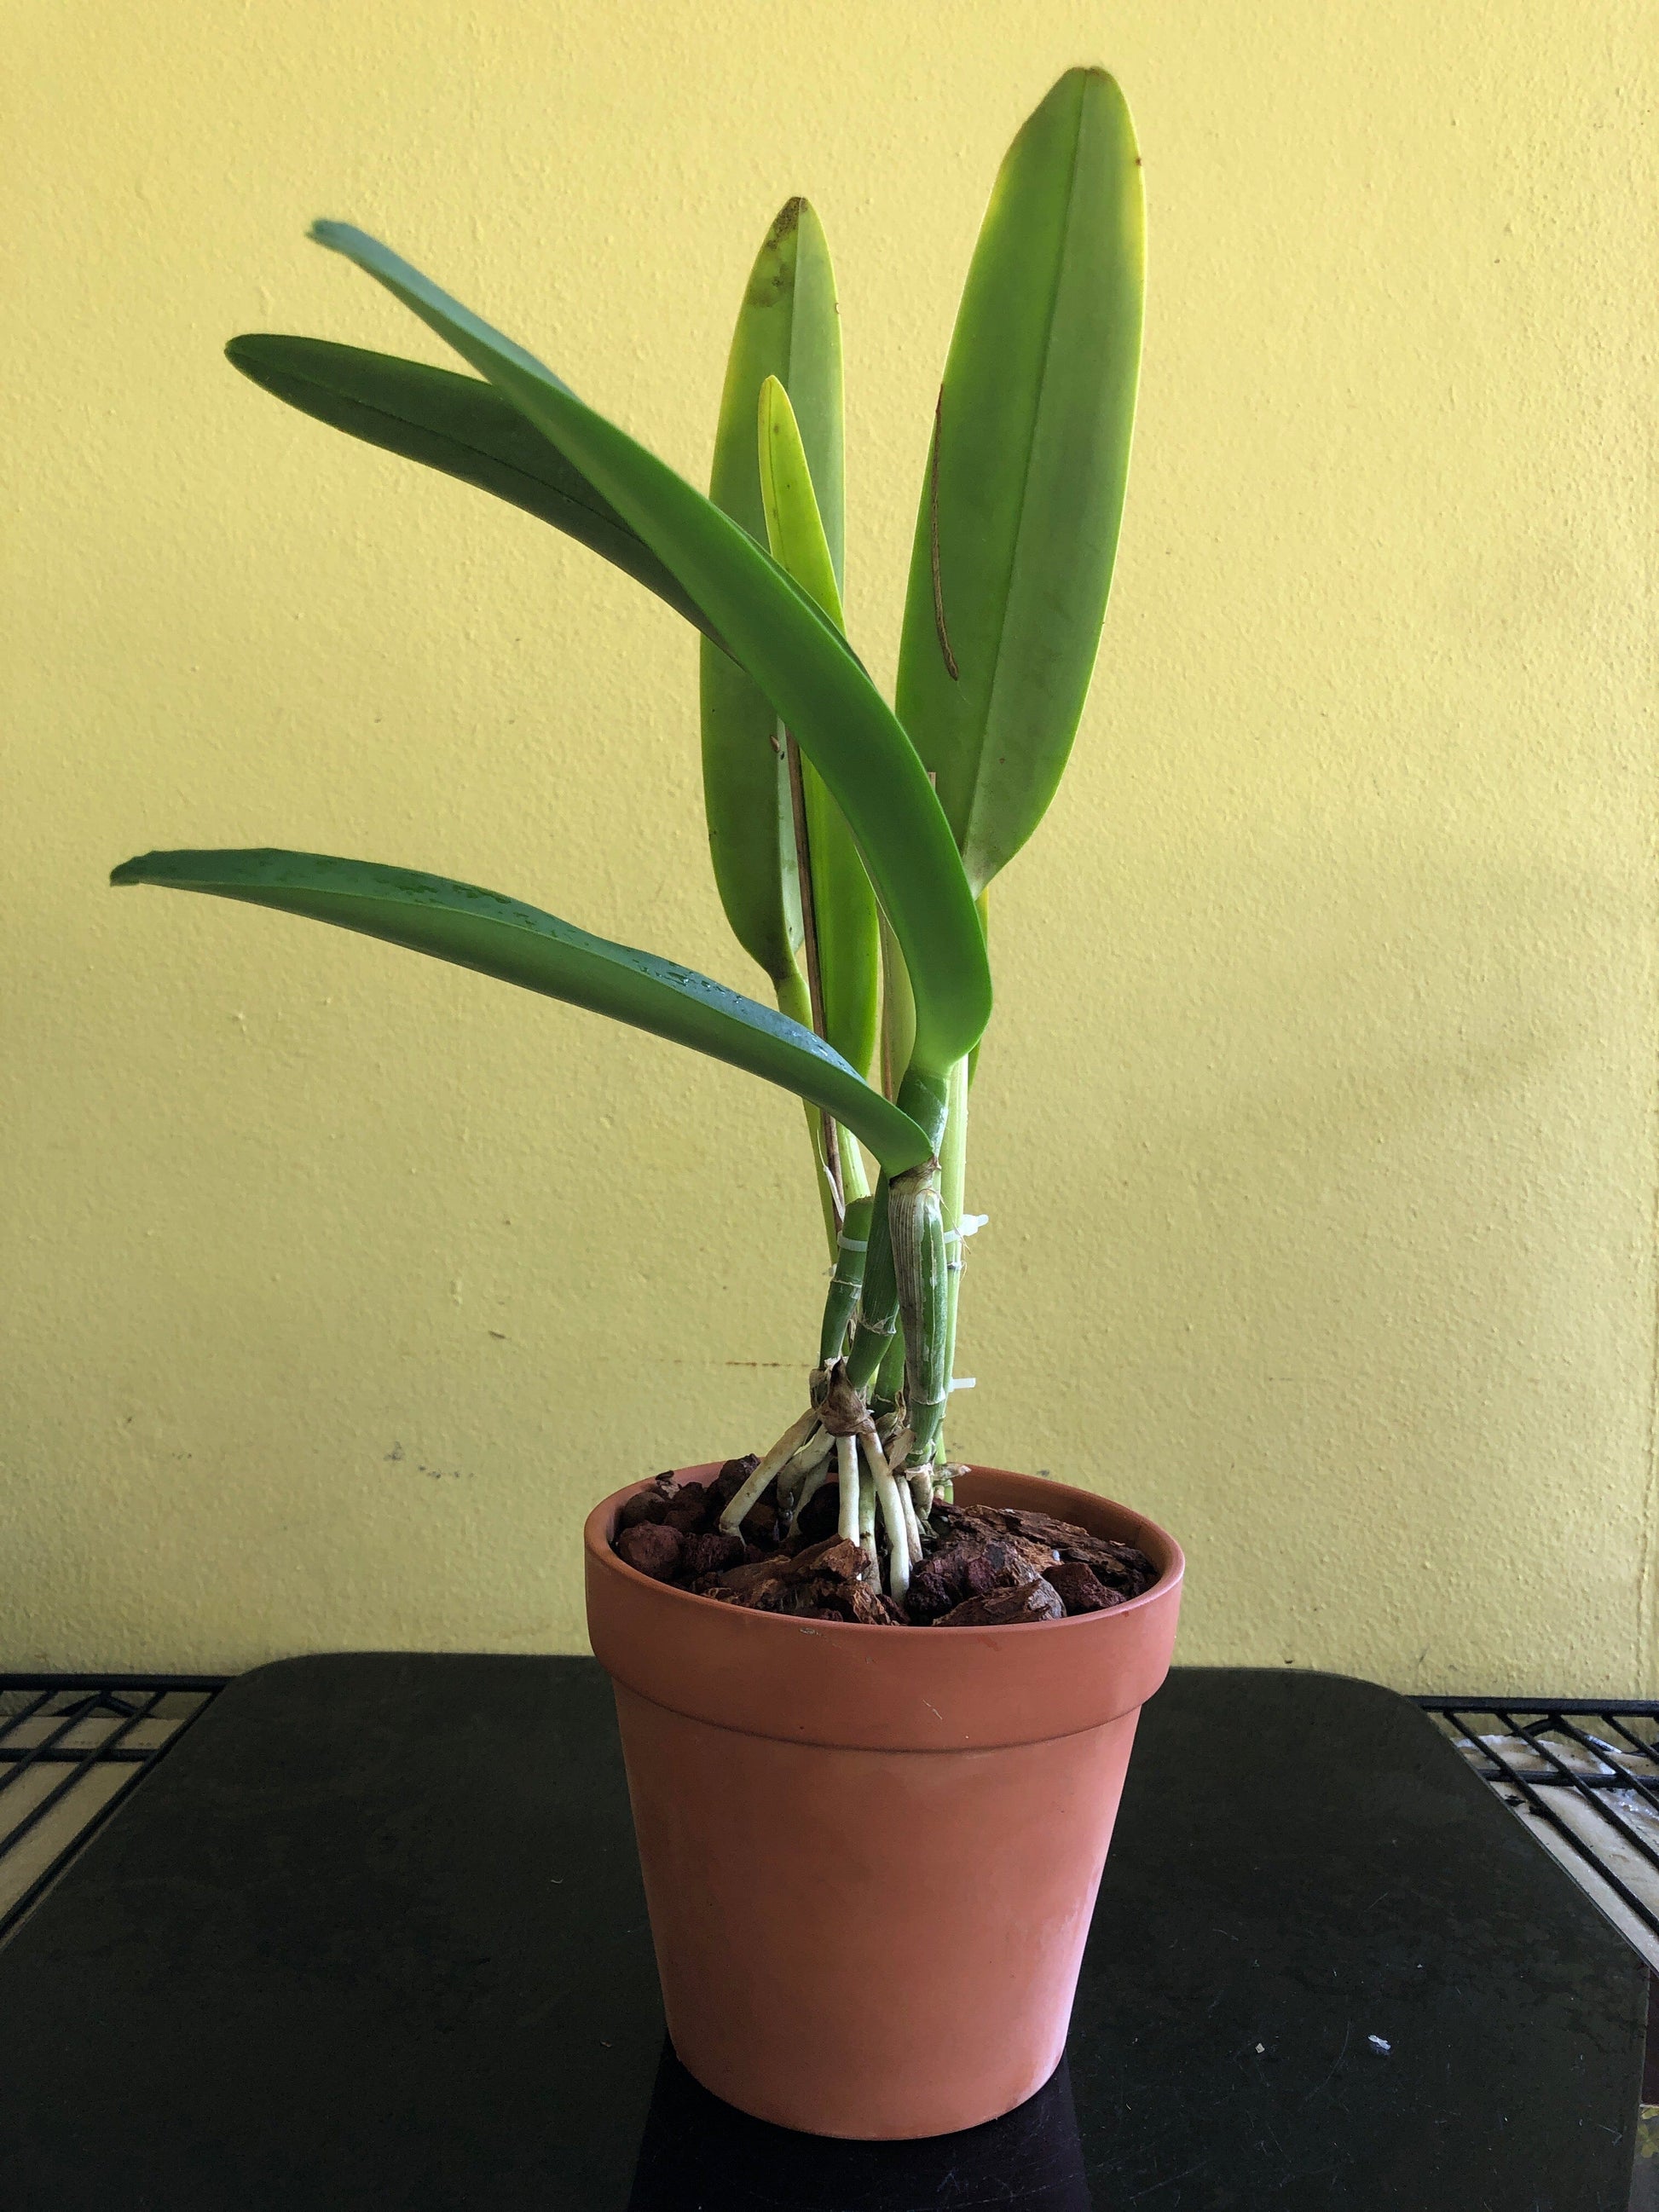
113, 67, 1145, 1603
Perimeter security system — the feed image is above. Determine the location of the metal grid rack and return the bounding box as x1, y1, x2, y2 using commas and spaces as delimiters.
1416, 1698, 1659, 1977
1, 1675, 1656, 2205
0, 1675, 227, 1943
5, 1678, 1657, 1981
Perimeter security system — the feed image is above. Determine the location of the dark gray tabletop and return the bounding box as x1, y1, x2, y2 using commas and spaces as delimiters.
0, 1657, 1644, 2208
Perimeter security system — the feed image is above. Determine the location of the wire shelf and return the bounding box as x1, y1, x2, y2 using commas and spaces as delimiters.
3, 1679, 1652, 2041
1416, 1697, 1659, 1988
0, 1674, 228, 1943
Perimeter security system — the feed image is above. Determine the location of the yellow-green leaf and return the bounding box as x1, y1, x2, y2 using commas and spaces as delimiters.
110, 847, 934, 1173
895, 67, 1145, 898
308, 218, 990, 1077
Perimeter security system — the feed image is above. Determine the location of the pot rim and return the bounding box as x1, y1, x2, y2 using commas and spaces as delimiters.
586, 1461, 1184, 1750
583, 1459, 1184, 1638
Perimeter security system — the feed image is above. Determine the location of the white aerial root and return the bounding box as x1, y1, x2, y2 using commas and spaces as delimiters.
870, 1449, 914, 1601
835, 1433, 860, 1546
720, 1363, 933, 1595
899, 1473, 923, 1565
893, 1424, 933, 1520
784, 1456, 832, 1532
719, 1407, 819, 1535
857, 1459, 878, 1578
879, 1426, 925, 1555
775, 1424, 834, 1513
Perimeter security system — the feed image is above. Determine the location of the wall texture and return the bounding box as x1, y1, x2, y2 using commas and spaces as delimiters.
5, 1, 1655, 1689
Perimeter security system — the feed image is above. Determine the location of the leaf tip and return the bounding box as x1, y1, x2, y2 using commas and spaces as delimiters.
309, 219, 364, 257
757, 371, 790, 430
764, 196, 806, 251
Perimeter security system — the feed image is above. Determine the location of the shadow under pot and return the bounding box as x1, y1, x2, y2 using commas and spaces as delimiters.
626, 2036, 1094, 2210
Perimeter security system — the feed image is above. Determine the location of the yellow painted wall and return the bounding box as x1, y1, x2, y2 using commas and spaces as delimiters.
5, 2, 1655, 1690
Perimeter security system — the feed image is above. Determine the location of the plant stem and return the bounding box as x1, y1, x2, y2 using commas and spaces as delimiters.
877, 913, 915, 1103
818, 1193, 871, 1366
937, 1053, 969, 1460
893, 1065, 951, 1160
774, 966, 841, 1256
885, 1066, 951, 1469
845, 1174, 898, 1390
872, 1319, 906, 1415
967, 889, 989, 1089
784, 728, 844, 1223
849, 1064, 949, 1407
890, 1158, 947, 1467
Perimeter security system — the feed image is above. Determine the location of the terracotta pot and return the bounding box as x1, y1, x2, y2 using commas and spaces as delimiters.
583, 1464, 1183, 2140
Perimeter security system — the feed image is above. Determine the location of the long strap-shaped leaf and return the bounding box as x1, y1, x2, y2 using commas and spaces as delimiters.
225, 336, 719, 644
306, 220, 991, 1082
700, 196, 841, 994
758, 375, 878, 1084
895, 67, 1145, 898
109, 849, 934, 1174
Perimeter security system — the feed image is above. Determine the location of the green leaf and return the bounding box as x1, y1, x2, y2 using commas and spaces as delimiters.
699, 197, 845, 989
757, 371, 844, 626
109, 848, 934, 1174
306, 218, 991, 1079
714, 199, 846, 589
894, 66, 1145, 898
758, 374, 879, 1084
225, 336, 720, 644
